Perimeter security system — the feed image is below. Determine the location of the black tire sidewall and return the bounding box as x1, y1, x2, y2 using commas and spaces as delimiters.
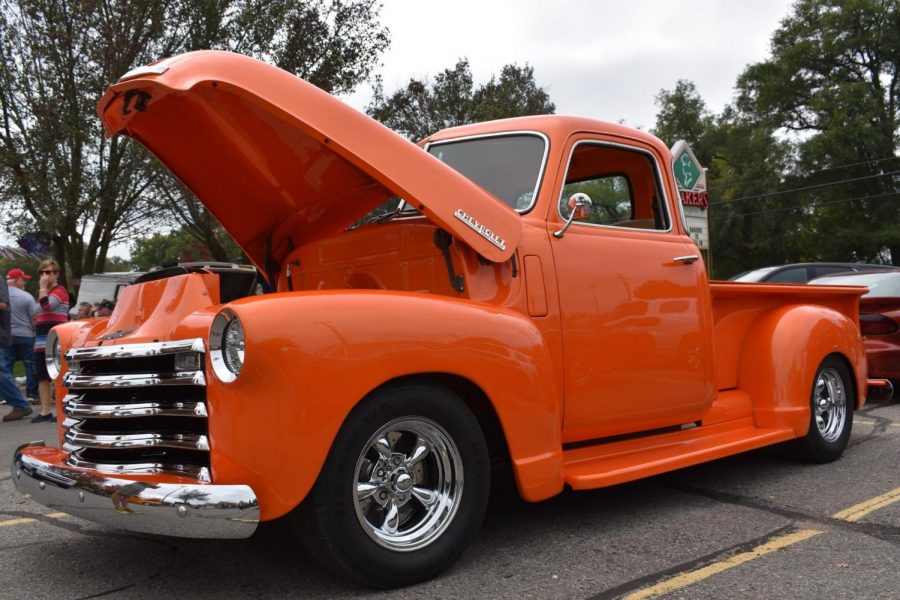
310, 382, 490, 587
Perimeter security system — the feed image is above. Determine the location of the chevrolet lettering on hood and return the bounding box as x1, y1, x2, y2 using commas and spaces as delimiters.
454, 208, 507, 251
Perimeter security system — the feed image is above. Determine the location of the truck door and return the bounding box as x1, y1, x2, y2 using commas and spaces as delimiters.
549, 137, 715, 443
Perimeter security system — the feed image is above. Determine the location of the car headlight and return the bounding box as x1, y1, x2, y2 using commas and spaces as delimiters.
210, 309, 245, 382
46, 329, 61, 380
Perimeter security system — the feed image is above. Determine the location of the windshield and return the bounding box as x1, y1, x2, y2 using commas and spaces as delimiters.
426, 133, 547, 211
811, 272, 900, 298
730, 266, 780, 282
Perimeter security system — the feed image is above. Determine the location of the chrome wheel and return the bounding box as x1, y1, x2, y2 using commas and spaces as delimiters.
353, 417, 464, 552
814, 367, 847, 443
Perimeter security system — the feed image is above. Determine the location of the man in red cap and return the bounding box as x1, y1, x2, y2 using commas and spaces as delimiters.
4, 269, 39, 411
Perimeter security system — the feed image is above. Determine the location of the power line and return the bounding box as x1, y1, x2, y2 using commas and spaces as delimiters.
710, 155, 900, 191
709, 171, 899, 207
710, 191, 899, 221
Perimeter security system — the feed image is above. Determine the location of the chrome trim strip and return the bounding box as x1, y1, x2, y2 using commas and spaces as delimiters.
64, 428, 210, 451
424, 130, 550, 214
63, 370, 206, 389
555, 139, 674, 234
13, 442, 256, 539
66, 454, 211, 482
64, 400, 208, 419
65, 338, 205, 362
60, 417, 81, 430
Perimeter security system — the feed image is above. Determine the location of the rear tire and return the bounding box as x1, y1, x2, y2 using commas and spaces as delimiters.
794, 356, 854, 463
295, 381, 490, 588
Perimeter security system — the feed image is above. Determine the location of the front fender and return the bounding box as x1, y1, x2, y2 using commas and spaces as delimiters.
206, 290, 563, 520
738, 304, 866, 435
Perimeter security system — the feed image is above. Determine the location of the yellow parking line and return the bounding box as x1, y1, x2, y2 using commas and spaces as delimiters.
832, 487, 900, 522
622, 529, 823, 600
0, 512, 68, 527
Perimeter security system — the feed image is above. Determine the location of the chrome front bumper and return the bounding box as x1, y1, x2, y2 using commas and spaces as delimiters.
12, 442, 259, 539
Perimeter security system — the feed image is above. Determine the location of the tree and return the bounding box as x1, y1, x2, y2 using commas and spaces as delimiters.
0, 0, 390, 279
652, 81, 800, 278
367, 58, 555, 141
651, 80, 716, 166
736, 0, 900, 264
129, 228, 236, 271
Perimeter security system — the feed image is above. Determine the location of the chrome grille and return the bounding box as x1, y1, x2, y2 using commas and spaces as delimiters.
62, 338, 210, 482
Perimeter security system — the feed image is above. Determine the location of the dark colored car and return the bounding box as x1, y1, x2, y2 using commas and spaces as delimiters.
810, 270, 900, 399
730, 262, 899, 284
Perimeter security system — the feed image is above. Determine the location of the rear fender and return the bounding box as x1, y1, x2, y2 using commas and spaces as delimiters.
206, 290, 564, 520
738, 305, 865, 435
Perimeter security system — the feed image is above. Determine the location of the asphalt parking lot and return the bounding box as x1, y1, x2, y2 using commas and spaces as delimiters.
1, 399, 898, 599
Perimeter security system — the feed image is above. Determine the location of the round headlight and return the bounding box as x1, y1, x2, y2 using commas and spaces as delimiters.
210, 309, 245, 382
46, 329, 61, 380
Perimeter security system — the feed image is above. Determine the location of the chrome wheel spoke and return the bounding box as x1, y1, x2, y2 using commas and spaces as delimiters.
407, 436, 432, 467
373, 436, 392, 461
357, 481, 380, 502
411, 485, 439, 508
380, 500, 400, 535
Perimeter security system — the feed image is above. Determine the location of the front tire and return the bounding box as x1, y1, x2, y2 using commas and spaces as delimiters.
295, 381, 490, 588
794, 355, 854, 463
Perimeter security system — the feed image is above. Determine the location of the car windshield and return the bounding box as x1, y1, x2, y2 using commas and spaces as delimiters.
730, 266, 780, 282
811, 272, 900, 297
427, 134, 546, 211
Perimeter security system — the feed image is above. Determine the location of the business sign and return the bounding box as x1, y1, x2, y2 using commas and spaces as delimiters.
671, 140, 709, 250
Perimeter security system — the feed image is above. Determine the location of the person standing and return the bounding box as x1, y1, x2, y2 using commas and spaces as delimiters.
0, 275, 33, 421
32, 259, 69, 423
6, 268, 39, 402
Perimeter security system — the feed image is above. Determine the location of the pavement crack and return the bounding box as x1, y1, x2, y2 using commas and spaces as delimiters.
663, 482, 900, 547
77, 583, 136, 599
849, 412, 893, 448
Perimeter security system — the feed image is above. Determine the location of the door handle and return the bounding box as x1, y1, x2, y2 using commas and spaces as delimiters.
672, 255, 700, 264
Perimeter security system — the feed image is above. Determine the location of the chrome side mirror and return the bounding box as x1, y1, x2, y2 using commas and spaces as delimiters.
553, 193, 592, 238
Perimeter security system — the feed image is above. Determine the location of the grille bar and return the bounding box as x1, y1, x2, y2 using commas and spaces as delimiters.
66, 454, 211, 482
65, 427, 210, 451
65, 338, 205, 361
63, 396, 208, 419
64, 371, 206, 389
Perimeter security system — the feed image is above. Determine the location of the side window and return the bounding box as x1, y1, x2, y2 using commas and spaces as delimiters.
768, 267, 808, 283
559, 142, 670, 231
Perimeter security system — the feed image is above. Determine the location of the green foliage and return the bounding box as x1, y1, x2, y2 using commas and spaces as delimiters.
367, 58, 555, 141
0, 0, 389, 279
735, 0, 900, 266
129, 228, 240, 271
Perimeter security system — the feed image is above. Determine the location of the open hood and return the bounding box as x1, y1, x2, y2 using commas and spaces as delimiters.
98, 51, 521, 273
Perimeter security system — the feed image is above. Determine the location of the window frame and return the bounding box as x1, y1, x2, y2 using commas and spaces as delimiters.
557, 140, 673, 234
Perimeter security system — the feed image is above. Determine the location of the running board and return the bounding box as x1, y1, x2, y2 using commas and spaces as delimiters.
563, 418, 796, 490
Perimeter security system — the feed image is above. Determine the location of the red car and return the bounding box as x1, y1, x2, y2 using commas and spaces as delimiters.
811, 270, 900, 399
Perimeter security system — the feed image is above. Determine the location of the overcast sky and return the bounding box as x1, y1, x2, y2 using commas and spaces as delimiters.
341, 0, 796, 130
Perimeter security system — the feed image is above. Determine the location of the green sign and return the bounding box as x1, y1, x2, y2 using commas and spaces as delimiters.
673, 150, 702, 191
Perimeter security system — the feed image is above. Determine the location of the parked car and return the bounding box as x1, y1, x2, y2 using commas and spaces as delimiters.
809, 270, 900, 400
730, 262, 899, 284
12, 51, 879, 588
70, 271, 143, 318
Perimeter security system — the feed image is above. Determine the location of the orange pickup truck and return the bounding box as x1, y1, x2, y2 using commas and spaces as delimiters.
13, 51, 886, 588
